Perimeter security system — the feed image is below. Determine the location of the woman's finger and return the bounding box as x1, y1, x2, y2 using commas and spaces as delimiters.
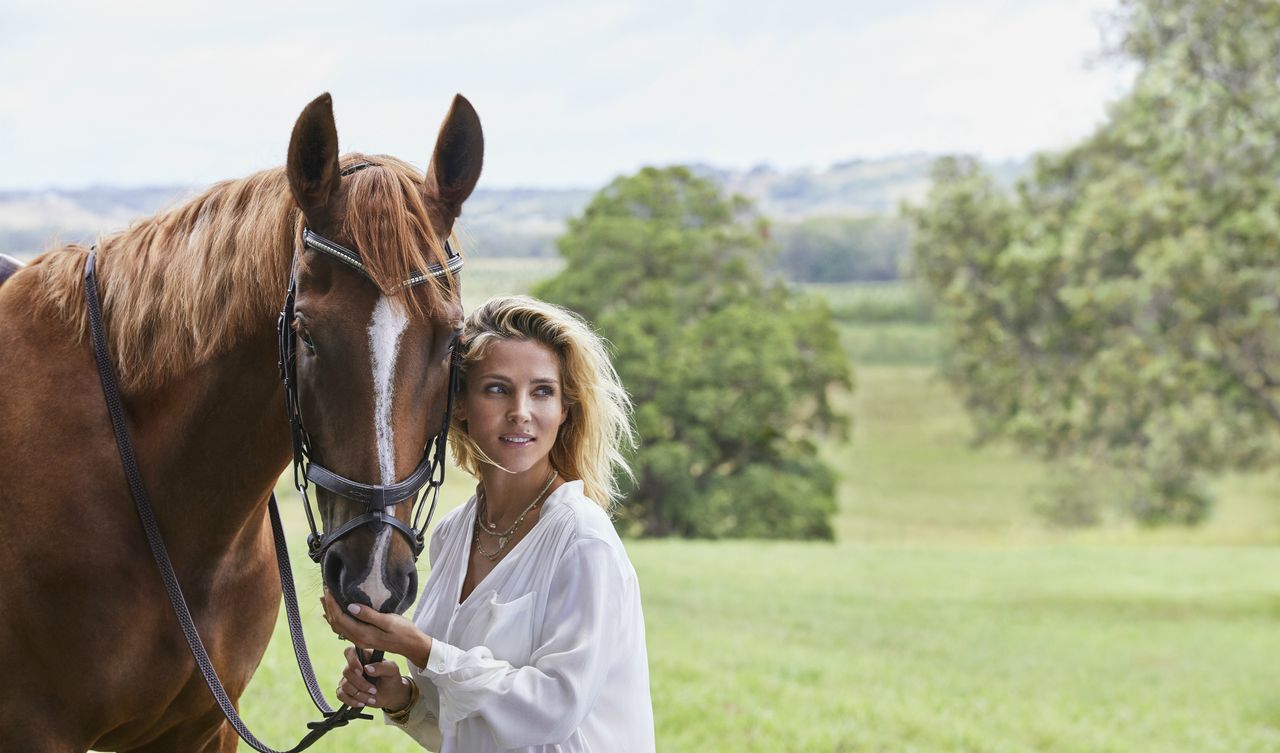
342, 661, 378, 695
322, 589, 352, 627
337, 678, 379, 708
336, 678, 364, 708
322, 592, 352, 639
346, 602, 393, 628
365, 659, 400, 677
329, 610, 379, 643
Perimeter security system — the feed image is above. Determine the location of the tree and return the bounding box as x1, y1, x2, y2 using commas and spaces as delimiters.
907, 0, 1280, 524
534, 166, 852, 539
773, 215, 911, 283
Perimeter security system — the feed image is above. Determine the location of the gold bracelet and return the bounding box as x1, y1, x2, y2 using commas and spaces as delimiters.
385, 677, 420, 722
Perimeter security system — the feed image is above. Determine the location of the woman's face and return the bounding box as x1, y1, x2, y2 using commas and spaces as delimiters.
457, 338, 568, 476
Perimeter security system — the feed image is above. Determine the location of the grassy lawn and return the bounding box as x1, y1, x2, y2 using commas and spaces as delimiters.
224, 269, 1280, 752
638, 541, 1280, 753
237, 369, 1280, 753
457, 255, 564, 312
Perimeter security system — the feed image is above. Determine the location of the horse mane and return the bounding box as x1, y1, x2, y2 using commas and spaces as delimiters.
32, 154, 455, 392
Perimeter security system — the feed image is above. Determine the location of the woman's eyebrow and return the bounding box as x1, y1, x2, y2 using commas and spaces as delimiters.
476, 373, 560, 384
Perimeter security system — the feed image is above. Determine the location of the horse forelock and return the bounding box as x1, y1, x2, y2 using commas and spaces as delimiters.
338, 155, 457, 319
30, 153, 459, 392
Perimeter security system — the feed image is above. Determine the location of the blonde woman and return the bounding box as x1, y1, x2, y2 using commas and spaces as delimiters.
322, 295, 654, 752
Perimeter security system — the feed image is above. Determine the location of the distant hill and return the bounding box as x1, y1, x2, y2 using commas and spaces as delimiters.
0, 155, 1027, 261
0, 186, 198, 260
0, 184, 596, 260
693, 154, 937, 219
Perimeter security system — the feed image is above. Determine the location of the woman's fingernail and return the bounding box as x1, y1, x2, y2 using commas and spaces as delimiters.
356, 702, 364, 708
368, 686, 378, 694
365, 665, 376, 674
348, 604, 361, 615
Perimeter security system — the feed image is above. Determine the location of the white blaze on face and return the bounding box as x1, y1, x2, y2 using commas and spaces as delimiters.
369, 296, 410, 484
360, 295, 409, 607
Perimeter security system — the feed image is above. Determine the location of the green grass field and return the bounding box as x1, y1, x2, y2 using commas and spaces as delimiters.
229, 269, 1280, 752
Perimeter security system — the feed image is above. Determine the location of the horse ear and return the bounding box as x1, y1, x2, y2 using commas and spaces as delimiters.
287, 93, 341, 226
424, 94, 484, 225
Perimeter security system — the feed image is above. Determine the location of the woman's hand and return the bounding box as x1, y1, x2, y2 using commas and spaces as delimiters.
321, 588, 433, 668
336, 646, 413, 711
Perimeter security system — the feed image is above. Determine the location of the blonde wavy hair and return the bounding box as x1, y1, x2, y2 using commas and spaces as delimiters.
450, 296, 635, 510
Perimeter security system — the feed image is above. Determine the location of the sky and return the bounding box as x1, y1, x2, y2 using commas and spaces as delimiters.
0, 0, 1135, 191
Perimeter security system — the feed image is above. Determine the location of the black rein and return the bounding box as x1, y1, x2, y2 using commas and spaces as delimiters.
82, 217, 463, 752
84, 251, 367, 752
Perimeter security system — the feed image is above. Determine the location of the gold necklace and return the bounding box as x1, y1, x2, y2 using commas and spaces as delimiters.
473, 470, 557, 561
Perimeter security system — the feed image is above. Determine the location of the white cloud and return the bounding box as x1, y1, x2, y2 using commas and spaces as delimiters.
0, 0, 1133, 189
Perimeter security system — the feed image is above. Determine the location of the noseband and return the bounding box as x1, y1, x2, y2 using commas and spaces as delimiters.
277, 204, 463, 565
84, 160, 467, 752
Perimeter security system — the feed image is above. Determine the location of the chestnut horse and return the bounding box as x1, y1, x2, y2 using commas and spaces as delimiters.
0, 93, 482, 751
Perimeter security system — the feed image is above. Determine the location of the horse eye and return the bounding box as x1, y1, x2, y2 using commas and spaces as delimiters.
293, 317, 316, 351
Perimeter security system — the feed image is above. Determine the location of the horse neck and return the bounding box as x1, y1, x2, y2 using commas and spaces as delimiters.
101, 192, 297, 558
123, 321, 290, 558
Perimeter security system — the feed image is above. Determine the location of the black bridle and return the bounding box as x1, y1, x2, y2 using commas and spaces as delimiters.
83, 168, 466, 751
278, 225, 463, 565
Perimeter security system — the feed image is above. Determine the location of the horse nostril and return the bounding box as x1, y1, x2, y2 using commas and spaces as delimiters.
387, 564, 418, 614
322, 547, 373, 607
322, 549, 344, 594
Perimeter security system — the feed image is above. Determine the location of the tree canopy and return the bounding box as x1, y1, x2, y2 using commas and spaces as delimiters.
907, 0, 1280, 523
535, 166, 851, 539
773, 216, 911, 283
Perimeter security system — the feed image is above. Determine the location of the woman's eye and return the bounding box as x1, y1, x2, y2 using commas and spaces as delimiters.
484, 383, 507, 394
534, 386, 555, 397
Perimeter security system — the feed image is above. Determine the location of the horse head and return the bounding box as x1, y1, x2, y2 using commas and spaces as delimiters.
284, 93, 482, 614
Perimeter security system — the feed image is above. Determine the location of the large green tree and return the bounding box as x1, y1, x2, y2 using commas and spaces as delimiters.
535, 166, 851, 539
908, 0, 1280, 523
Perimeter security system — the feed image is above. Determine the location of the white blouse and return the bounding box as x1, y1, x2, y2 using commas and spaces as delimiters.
385, 480, 655, 752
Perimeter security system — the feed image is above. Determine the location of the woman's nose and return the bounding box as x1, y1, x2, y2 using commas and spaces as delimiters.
507, 394, 531, 422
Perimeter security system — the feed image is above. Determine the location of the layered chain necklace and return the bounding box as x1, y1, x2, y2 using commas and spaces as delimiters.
473, 469, 557, 561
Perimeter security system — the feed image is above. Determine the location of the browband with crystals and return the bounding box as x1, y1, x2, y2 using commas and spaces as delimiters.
302, 227, 463, 291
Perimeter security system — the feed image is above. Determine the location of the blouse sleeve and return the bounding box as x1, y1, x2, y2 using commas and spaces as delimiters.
414, 536, 626, 748
382, 674, 443, 750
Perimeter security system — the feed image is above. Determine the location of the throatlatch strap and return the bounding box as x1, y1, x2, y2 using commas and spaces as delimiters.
83, 251, 370, 753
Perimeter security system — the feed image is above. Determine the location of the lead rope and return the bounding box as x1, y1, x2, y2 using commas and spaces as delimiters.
83, 251, 370, 753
